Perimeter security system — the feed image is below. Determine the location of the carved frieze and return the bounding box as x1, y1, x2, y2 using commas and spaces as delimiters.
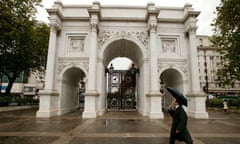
57, 60, 89, 74
158, 62, 188, 78
98, 30, 148, 48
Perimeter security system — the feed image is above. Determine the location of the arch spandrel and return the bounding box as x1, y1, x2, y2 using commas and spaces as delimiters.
58, 63, 88, 81
158, 63, 188, 82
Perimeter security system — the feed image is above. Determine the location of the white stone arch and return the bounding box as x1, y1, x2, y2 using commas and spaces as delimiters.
57, 64, 87, 115
158, 66, 187, 83
96, 34, 147, 115
159, 65, 189, 112
58, 63, 88, 81
98, 35, 147, 65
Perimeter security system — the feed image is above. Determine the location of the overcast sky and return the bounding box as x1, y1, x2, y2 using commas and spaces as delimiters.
36, 0, 220, 36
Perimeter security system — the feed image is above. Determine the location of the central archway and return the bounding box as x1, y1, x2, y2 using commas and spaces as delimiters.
100, 38, 145, 113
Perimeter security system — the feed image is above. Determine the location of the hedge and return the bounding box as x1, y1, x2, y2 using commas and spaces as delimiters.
0, 95, 11, 106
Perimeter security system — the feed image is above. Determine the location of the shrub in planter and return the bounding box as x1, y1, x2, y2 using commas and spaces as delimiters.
0, 95, 11, 106
16, 98, 28, 106
230, 99, 240, 108
206, 98, 223, 108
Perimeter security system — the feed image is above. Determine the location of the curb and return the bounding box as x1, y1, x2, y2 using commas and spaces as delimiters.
0, 105, 39, 112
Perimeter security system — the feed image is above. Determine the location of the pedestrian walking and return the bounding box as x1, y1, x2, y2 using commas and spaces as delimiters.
223, 100, 228, 112
166, 87, 193, 144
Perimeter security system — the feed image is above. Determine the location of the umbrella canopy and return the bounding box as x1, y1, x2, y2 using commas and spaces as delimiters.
166, 87, 188, 106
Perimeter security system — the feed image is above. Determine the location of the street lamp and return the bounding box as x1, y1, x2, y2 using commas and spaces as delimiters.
0, 72, 2, 94
105, 64, 114, 93
129, 64, 139, 76
160, 79, 165, 94
204, 50, 209, 94
105, 63, 114, 75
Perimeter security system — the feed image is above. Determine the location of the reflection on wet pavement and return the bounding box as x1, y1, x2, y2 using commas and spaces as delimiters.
0, 108, 239, 144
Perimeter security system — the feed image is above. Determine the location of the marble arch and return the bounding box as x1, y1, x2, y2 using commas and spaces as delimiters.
36, 1, 209, 119
100, 38, 145, 66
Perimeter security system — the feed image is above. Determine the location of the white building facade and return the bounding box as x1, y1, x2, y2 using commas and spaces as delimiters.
197, 36, 240, 95
36, 1, 208, 119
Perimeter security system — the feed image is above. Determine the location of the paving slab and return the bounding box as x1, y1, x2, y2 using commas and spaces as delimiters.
0, 108, 239, 144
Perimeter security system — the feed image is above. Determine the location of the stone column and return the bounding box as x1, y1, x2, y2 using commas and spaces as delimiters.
188, 26, 201, 93
45, 25, 58, 90
186, 23, 208, 119
37, 1, 62, 118
37, 23, 60, 118
82, 1, 100, 118
146, 2, 164, 119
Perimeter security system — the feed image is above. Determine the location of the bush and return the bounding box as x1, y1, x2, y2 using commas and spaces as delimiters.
16, 97, 39, 106
0, 95, 11, 106
230, 99, 240, 108
206, 98, 224, 108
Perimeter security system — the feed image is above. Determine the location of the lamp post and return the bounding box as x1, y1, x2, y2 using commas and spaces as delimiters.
159, 78, 166, 111
160, 79, 165, 94
105, 64, 114, 93
0, 72, 2, 95
204, 50, 209, 94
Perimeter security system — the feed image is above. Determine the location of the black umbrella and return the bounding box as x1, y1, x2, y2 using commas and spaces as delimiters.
166, 87, 188, 106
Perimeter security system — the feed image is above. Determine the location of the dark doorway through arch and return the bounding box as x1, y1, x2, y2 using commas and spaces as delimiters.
106, 62, 139, 111
103, 39, 143, 111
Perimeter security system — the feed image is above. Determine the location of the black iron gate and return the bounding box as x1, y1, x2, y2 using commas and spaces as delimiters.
106, 64, 138, 111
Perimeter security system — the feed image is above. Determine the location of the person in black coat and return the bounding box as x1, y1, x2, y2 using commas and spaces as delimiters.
168, 98, 193, 144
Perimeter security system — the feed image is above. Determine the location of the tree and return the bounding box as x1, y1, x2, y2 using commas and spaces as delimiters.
0, 0, 49, 95
210, 0, 240, 86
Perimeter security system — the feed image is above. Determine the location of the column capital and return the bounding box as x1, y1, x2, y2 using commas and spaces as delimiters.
88, 1, 101, 32
186, 24, 198, 35
146, 2, 159, 33
49, 20, 62, 30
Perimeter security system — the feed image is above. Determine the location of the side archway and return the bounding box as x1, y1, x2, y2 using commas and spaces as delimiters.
58, 66, 86, 115
159, 68, 185, 111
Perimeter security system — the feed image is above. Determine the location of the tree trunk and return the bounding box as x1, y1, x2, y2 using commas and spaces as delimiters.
5, 73, 18, 96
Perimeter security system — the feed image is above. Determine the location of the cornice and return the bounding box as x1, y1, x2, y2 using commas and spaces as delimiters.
183, 10, 200, 22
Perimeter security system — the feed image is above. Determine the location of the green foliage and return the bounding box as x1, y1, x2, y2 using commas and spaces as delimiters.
0, 96, 11, 106
210, 0, 240, 86
16, 97, 39, 106
206, 98, 224, 108
230, 99, 240, 108
206, 98, 240, 109
0, 0, 49, 94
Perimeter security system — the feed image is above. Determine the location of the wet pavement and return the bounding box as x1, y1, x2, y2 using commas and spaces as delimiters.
0, 108, 239, 144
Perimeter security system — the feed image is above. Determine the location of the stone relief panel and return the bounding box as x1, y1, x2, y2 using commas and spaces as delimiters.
98, 30, 148, 48
68, 36, 85, 53
158, 35, 181, 57
162, 39, 176, 53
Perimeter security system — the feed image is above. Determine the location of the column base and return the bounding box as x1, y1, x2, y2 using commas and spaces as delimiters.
146, 91, 164, 119
36, 89, 59, 118
186, 92, 209, 119
82, 90, 99, 119
149, 112, 164, 119
36, 110, 58, 118
188, 112, 209, 119
82, 111, 97, 118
